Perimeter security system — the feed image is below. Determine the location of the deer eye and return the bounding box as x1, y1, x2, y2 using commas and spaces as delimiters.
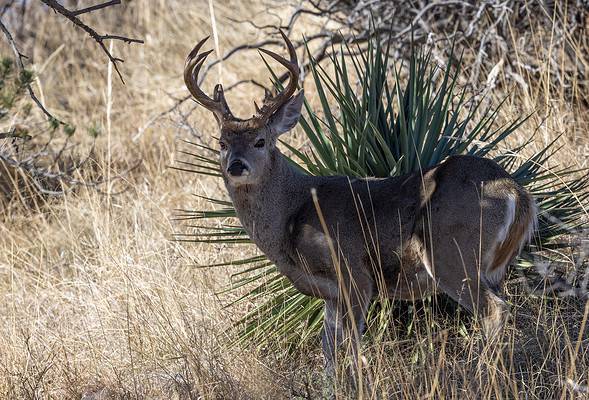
254, 139, 265, 148
219, 141, 227, 151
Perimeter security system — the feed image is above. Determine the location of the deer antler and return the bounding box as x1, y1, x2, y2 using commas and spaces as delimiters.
250, 30, 300, 126
184, 30, 300, 131
184, 36, 237, 127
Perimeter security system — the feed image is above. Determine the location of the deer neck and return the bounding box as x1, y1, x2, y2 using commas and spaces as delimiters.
225, 150, 307, 255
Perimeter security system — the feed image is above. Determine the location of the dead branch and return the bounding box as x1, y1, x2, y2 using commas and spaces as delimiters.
0, 146, 141, 196
0, 0, 17, 18
71, 0, 121, 16
0, 18, 64, 124
39, 0, 143, 84
0, 1, 144, 202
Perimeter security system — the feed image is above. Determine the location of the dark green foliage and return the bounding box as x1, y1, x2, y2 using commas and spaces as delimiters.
63, 124, 76, 137
179, 39, 589, 348
0, 56, 77, 138
87, 123, 102, 138
1, 58, 21, 110
18, 69, 34, 86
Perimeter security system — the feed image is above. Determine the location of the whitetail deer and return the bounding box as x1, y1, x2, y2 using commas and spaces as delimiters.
184, 31, 537, 373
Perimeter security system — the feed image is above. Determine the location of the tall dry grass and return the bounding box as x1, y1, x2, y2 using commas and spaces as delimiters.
0, 1, 587, 398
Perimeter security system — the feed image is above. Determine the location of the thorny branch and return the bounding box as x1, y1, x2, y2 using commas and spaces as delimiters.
0, 139, 141, 197
39, 0, 143, 84
0, 18, 64, 124
71, 0, 121, 16
0, 1, 145, 199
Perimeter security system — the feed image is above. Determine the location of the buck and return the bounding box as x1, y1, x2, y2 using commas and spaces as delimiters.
184, 32, 536, 372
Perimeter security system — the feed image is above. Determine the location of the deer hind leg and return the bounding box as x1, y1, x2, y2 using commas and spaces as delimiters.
423, 254, 508, 339
416, 187, 536, 338
417, 230, 510, 340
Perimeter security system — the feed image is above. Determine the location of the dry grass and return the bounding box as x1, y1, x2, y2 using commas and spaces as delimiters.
0, 1, 588, 398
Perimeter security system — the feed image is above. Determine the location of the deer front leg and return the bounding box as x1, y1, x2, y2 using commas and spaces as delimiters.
322, 279, 373, 378
322, 298, 343, 376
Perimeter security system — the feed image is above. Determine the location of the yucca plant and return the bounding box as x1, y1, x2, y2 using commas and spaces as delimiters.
175, 37, 589, 348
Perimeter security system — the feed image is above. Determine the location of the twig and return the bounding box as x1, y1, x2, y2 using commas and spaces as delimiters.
132, 94, 191, 142
0, 144, 142, 197
0, 0, 16, 17
39, 0, 143, 83
224, 79, 268, 92
72, 0, 120, 16
0, 18, 64, 124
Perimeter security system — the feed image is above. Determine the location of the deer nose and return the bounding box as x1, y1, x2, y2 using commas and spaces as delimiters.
227, 159, 248, 177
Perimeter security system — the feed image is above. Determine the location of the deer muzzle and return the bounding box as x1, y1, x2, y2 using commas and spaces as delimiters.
227, 159, 250, 177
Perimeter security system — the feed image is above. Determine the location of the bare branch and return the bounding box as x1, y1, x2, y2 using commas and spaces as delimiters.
224, 79, 269, 92
39, 0, 144, 83
0, 18, 65, 124
71, 0, 120, 16
100, 34, 143, 43
0, 1, 145, 202
0, 147, 142, 197
0, 0, 16, 18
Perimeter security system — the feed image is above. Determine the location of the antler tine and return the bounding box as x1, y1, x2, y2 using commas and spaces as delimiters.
263, 88, 272, 101
184, 37, 234, 122
280, 29, 298, 64
213, 84, 231, 112
187, 35, 209, 61
252, 29, 300, 126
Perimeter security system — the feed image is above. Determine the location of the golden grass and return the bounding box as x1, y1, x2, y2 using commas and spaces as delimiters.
0, 1, 588, 398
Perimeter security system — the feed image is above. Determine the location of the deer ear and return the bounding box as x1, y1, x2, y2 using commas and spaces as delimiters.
269, 90, 304, 136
